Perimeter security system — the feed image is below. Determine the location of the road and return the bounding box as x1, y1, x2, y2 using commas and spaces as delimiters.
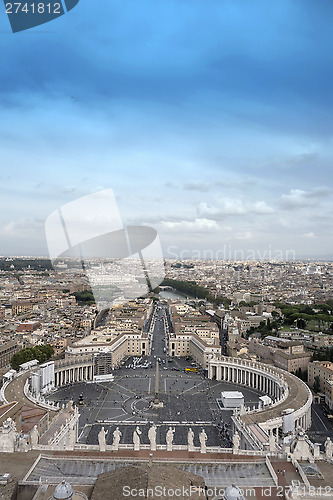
308, 403, 333, 449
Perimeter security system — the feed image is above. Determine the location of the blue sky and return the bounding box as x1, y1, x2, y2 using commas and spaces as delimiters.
0, 0, 333, 259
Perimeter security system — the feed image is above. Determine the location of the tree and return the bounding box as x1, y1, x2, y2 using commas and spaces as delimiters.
293, 368, 308, 382
11, 345, 54, 371
313, 375, 320, 393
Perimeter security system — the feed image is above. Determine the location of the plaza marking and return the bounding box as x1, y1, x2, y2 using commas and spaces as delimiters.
179, 383, 203, 395
113, 377, 151, 397
313, 407, 328, 431
105, 413, 130, 420
86, 386, 106, 422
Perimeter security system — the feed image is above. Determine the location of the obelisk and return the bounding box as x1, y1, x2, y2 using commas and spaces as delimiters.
153, 361, 163, 408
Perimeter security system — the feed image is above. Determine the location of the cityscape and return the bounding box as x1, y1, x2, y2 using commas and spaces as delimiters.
0, 256, 333, 499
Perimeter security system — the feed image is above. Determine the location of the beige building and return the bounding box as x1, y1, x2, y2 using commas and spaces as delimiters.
274, 349, 312, 372
0, 340, 19, 369
248, 339, 311, 373
168, 304, 221, 368
67, 331, 149, 369
168, 332, 221, 369
308, 361, 333, 393
12, 300, 33, 316
325, 379, 333, 410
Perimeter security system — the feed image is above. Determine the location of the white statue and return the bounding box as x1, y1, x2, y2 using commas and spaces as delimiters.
30, 425, 39, 447
314, 443, 320, 459
325, 437, 333, 459
233, 431, 240, 453
269, 432, 276, 452
112, 427, 122, 451
98, 427, 107, 452
148, 424, 157, 451
133, 426, 142, 451
188, 428, 195, 452
17, 433, 30, 453
199, 429, 207, 453
0, 419, 17, 453
66, 424, 76, 450
166, 427, 175, 451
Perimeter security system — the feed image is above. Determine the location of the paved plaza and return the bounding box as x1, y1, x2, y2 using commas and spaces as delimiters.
46, 304, 266, 448
47, 366, 265, 448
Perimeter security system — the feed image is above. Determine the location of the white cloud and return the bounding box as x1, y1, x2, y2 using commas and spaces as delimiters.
235, 231, 253, 240
197, 198, 274, 219
302, 232, 316, 238
252, 201, 274, 214
161, 218, 219, 233
281, 187, 331, 209
3, 218, 44, 237
198, 199, 246, 217
281, 189, 315, 209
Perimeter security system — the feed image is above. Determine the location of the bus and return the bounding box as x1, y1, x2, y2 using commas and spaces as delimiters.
185, 367, 198, 373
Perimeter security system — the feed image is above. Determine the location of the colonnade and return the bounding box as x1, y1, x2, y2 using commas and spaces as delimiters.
294, 413, 310, 429
208, 356, 312, 437
54, 364, 94, 386
209, 363, 283, 400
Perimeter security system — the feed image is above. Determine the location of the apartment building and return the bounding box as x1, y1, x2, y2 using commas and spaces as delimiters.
308, 361, 333, 393
325, 379, 333, 410
17, 321, 41, 332
0, 306, 5, 320
0, 340, 19, 369
67, 331, 149, 369
248, 339, 312, 372
12, 300, 33, 316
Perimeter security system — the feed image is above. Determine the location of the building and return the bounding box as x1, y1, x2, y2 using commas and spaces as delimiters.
308, 361, 333, 393
273, 349, 312, 372
0, 306, 5, 319
66, 331, 149, 370
325, 379, 333, 410
248, 338, 312, 373
12, 300, 32, 316
17, 321, 41, 332
0, 341, 19, 369
168, 304, 221, 367
93, 348, 113, 376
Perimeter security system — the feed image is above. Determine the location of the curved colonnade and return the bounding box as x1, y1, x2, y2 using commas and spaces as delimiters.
208, 355, 312, 433
54, 356, 94, 386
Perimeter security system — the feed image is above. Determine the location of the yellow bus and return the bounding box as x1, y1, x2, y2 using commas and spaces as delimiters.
185, 367, 198, 373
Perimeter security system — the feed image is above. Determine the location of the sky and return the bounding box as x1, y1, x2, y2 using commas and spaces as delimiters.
0, 0, 333, 260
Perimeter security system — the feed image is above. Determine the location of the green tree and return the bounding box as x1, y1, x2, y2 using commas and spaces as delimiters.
313, 375, 320, 393
11, 345, 54, 371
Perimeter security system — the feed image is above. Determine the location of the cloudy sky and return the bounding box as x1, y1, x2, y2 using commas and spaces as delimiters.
0, 0, 333, 259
